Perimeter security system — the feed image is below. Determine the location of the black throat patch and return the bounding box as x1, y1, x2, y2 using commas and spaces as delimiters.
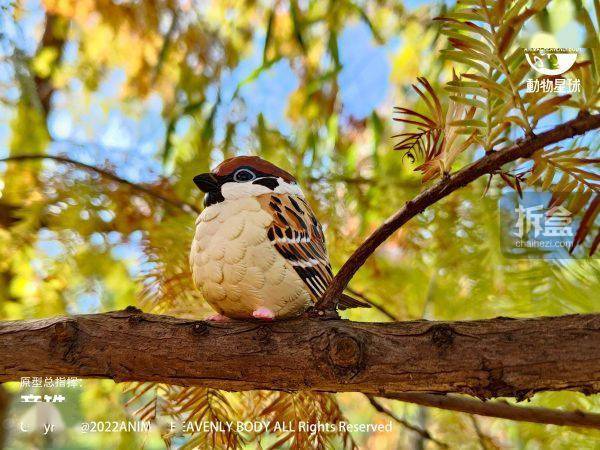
204, 190, 225, 207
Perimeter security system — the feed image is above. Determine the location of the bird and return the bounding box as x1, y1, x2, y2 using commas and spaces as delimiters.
190, 156, 368, 321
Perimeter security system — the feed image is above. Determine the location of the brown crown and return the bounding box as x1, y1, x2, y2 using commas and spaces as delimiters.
213, 156, 296, 182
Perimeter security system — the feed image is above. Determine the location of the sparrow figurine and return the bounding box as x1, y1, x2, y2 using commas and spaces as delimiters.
190, 156, 367, 321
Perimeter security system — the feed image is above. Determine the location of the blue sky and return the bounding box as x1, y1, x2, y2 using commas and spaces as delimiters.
0, 0, 401, 184
1, 0, 596, 180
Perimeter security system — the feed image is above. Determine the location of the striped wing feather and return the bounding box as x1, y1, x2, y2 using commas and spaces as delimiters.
261, 194, 333, 301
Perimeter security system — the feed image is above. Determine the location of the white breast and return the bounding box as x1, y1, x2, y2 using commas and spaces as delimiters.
190, 196, 311, 319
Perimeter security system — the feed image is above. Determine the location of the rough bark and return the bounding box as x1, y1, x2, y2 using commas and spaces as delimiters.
1, 310, 599, 400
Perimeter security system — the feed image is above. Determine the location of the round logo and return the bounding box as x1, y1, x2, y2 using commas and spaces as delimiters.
524, 48, 579, 76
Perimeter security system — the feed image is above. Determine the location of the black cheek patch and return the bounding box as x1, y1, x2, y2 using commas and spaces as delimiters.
252, 177, 279, 190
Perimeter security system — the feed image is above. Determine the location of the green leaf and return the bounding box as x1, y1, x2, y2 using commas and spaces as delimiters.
263, 8, 275, 65
442, 29, 493, 56
234, 57, 281, 95
328, 30, 341, 70
441, 50, 489, 75
445, 83, 487, 97
450, 95, 487, 110
448, 119, 486, 127
462, 74, 513, 97
200, 95, 220, 143
436, 17, 494, 43
290, 0, 307, 54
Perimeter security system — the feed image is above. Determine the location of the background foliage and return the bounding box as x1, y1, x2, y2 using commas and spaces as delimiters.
0, 0, 599, 448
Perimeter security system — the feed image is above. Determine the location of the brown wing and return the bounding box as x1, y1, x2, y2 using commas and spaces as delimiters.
260, 194, 333, 302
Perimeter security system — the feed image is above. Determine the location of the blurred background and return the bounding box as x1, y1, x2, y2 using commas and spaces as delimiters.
0, 0, 599, 448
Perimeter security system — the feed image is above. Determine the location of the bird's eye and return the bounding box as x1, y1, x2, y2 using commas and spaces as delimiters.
233, 168, 256, 182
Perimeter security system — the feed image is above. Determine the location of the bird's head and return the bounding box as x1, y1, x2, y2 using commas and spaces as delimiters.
193, 156, 302, 207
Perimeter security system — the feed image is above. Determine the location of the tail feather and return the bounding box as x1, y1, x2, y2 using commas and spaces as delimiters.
337, 293, 371, 310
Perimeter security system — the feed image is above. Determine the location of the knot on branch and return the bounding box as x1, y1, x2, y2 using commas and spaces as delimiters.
192, 322, 209, 336
330, 334, 362, 368
430, 324, 455, 352
255, 326, 273, 347
109, 306, 145, 324
311, 328, 365, 382
470, 357, 517, 400
123, 306, 143, 323
51, 320, 79, 364
311, 329, 365, 381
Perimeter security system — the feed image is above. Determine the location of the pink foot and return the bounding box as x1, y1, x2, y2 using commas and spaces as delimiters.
252, 307, 275, 320
206, 313, 231, 322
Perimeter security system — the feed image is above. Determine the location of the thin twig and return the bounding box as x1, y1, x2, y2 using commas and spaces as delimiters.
469, 415, 490, 450
0, 154, 200, 214
317, 113, 600, 311
346, 287, 400, 321
385, 393, 600, 429
367, 396, 447, 447
0, 154, 413, 216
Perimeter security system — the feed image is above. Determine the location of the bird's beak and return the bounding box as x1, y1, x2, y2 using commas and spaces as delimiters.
193, 173, 219, 192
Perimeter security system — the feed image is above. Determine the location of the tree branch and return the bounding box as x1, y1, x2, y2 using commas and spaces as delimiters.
1, 311, 599, 407
318, 113, 600, 310
0, 154, 200, 214
385, 393, 600, 429
468, 415, 492, 450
